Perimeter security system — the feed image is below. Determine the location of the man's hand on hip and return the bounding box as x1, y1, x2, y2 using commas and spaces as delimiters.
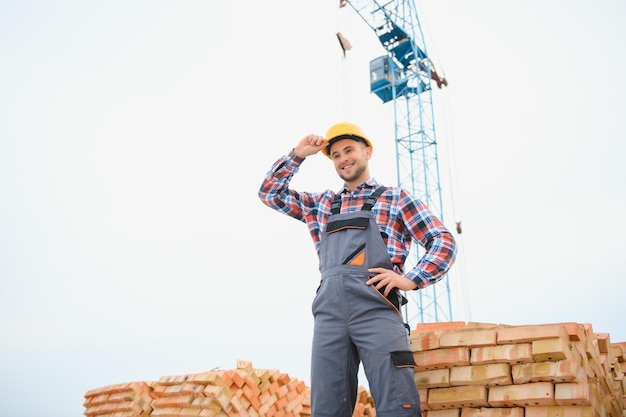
367, 267, 418, 296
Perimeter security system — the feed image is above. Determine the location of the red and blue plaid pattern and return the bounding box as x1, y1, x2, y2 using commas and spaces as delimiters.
259, 151, 457, 289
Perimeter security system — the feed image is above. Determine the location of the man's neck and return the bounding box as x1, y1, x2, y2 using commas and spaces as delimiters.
344, 176, 373, 191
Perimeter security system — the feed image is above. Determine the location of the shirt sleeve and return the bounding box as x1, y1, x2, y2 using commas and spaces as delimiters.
399, 190, 458, 289
257, 150, 310, 223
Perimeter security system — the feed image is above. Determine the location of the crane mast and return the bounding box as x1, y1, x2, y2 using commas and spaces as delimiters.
341, 0, 453, 326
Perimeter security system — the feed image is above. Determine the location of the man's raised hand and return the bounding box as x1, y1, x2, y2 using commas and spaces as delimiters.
294, 134, 327, 159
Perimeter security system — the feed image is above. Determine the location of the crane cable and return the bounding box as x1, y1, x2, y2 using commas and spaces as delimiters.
335, 3, 351, 121
438, 84, 472, 323
415, 1, 473, 322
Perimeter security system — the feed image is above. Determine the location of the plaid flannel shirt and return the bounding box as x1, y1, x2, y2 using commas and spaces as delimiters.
258, 150, 457, 289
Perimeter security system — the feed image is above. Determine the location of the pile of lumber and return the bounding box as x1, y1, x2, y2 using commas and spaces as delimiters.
83, 359, 375, 417
411, 322, 626, 417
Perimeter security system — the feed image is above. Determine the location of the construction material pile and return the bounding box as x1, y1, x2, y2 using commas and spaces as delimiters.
412, 321, 626, 417
83, 381, 153, 417
83, 359, 375, 417
83, 321, 626, 417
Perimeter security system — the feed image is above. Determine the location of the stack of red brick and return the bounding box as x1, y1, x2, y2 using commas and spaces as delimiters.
83, 321, 625, 417
83, 359, 376, 417
84, 381, 153, 417
148, 360, 312, 417
411, 322, 626, 417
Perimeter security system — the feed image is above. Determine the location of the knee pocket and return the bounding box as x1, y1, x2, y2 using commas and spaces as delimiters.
391, 350, 417, 368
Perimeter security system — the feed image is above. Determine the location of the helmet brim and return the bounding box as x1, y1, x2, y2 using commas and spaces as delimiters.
322, 135, 371, 158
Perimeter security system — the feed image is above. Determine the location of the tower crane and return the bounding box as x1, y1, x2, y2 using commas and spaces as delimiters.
339, 0, 455, 327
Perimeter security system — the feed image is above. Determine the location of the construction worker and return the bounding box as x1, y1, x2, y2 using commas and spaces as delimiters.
258, 122, 457, 417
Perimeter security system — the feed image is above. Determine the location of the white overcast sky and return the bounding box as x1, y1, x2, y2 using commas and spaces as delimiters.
1, 1, 625, 416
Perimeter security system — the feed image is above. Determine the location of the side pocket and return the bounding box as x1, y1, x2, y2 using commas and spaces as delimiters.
390, 350, 417, 368
311, 280, 324, 316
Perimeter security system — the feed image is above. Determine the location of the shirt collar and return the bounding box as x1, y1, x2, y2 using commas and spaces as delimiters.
339, 178, 379, 194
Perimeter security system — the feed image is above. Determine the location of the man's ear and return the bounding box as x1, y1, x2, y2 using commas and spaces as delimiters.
365, 146, 373, 160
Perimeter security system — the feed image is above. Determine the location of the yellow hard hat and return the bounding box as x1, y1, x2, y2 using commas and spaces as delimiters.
322, 122, 373, 158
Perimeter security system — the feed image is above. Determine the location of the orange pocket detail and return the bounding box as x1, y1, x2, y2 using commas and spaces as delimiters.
349, 251, 365, 266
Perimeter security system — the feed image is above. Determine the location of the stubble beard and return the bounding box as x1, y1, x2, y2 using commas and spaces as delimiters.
338, 163, 367, 184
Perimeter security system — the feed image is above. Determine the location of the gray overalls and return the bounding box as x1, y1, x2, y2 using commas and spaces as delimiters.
310, 187, 422, 417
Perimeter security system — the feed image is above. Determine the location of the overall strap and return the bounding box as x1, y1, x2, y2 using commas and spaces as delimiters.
330, 186, 387, 215
361, 186, 387, 211
330, 193, 343, 215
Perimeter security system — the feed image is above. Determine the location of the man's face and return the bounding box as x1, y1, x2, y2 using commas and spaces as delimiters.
329, 138, 372, 184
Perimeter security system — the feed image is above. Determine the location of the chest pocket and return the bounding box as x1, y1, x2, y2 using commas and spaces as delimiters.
325, 217, 369, 235
325, 187, 387, 266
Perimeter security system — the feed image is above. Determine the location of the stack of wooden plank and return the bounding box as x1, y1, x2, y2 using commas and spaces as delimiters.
83, 381, 153, 417
410, 322, 626, 417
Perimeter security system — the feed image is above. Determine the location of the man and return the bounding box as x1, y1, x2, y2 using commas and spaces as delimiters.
258, 122, 457, 417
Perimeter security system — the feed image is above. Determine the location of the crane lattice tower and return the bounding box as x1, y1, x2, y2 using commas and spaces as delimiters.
342, 0, 454, 326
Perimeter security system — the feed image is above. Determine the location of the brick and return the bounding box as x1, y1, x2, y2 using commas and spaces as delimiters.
415, 322, 469, 332
427, 409, 461, 417
532, 337, 575, 362
152, 407, 183, 417
554, 380, 591, 406
177, 408, 203, 417
449, 363, 512, 387
419, 388, 431, 411
587, 356, 605, 379
237, 359, 254, 371
512, 360, 584, 384
275, 395, 288, 411
415, 368, 450, 388
439, 329, 498, 348
179, 382, 206, 396
163, 384, 184, 396
191, 396, 221, 409
428, 385, 489, 410
268, 380, 280, 395
193, 372, 229, 391
595, 333, 611, 354
258, 393, 278, 415
175, 374, 193, 384
230, 370, 246, 388
461, 407, 524, 417
230, 394, 245, 413
414, 347, 471, 371
107, 391, 135, 402
471, 343, 534, 365
570, 341, 594, 379
488, 382, 555, 407
152, 394, 194, 408
411, 331, 441, 351
489, 382, 556, 407
560, 323, 586, 342
524, 405, 595, 417
497, 324, 570, 345
85, 393, 110, 406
